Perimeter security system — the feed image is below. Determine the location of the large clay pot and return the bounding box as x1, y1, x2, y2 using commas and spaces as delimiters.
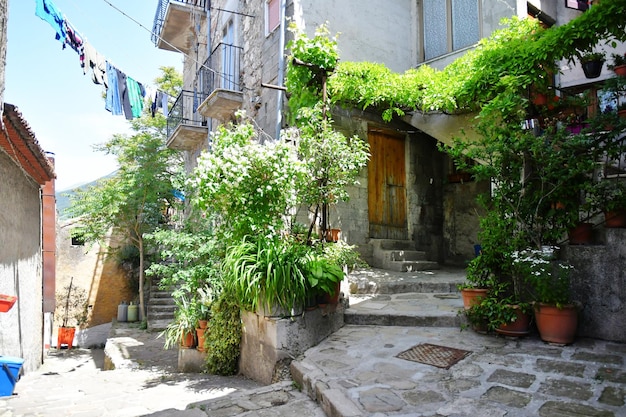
461, 288, 488, 310
180, 330, 196, 349
495, 306, 531, 337
534, 303, 578, 345
605, 210, 626, 228
196, 328, 206, 352
568, 222, 593, 245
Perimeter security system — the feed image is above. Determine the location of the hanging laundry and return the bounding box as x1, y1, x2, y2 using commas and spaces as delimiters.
83, 41, 108, 87
161, 92, 170, 118
105, 62, 123, 116
35, 0, 66, 45
63, 19, 85, 70
126, 77, 145, 119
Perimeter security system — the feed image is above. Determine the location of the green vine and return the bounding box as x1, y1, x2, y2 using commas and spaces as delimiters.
318, 3, 626, 121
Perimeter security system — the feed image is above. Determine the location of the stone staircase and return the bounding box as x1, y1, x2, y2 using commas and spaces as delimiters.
370, 238, 440, 272
344, 266, 467, 328
146, 282, 176, 332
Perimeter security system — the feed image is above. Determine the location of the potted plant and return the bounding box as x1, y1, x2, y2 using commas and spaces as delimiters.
608, 52, 626, 77
195, 287, 214, 352
223, 235, 309, 317
159, 296, 198, 349
588, 178, 626, 228
579, 51, 605, 79
465, 282, 531, 336
55, 278, 89, 349
513, 247, 577, 345
303, 251, 345, 306
458, 255, 493, 310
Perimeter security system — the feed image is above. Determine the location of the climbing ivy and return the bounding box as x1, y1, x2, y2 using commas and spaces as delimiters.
318, 2, 626, 121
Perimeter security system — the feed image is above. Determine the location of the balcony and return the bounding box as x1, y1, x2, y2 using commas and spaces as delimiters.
166, 90, 208, 151
196, 43, 244, 121
152, 0, 208, 53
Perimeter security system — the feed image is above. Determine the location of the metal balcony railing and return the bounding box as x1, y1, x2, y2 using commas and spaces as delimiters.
152, 0, 209, 47
197, 42, 242, 97
166, 90, 207, 138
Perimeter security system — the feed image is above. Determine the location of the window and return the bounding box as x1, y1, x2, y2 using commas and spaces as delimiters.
565, 0, 589, 11
265, 0, 280, 35
422, 0, 480, 61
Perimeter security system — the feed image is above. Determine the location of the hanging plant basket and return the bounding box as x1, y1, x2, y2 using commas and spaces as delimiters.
0, 295, 17, 313
581, 60, 604, 79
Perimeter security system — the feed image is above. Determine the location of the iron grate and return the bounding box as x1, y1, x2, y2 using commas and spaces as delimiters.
396, 343, 471, 369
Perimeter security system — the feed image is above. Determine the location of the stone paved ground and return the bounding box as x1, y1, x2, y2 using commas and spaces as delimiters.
291, 325, 626, 417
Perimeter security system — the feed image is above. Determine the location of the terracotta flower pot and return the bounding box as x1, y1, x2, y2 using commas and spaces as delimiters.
197, 319, 208, 330
180, 331, 196, 349
495, 306, 531, 337
568, 222, 593, 245
534, 303, 578, 345
613, 64, 626, 77
196, 328, 206, 352
605, 209, 626, 228
460, 288, 488, 310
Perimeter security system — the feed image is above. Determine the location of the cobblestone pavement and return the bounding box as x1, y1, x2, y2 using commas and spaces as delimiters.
2, 313, 626, 416
292, 325, 626, 417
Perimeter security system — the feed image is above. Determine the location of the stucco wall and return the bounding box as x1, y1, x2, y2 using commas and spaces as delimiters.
56, 221, 135, 337
0, 149, 43, 372
292, 0, 417, 73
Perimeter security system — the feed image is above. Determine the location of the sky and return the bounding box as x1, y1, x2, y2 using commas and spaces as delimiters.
5, 0, 183, 192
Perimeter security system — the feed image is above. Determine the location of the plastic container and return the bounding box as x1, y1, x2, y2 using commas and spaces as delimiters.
0, 356, 24, 397
127, 302, 138, 322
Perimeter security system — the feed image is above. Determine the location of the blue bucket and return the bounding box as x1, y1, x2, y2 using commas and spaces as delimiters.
0, 356, 24, 397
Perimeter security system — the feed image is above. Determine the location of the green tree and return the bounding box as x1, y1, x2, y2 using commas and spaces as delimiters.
67, 67, 184, 321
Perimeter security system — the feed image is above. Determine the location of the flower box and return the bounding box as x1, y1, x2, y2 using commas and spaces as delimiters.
0, 295, 17, 313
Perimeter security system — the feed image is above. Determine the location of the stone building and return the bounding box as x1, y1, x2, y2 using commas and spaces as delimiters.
150, 0, 626, 377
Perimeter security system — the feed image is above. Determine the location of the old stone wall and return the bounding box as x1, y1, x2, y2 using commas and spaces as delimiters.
442, 177, 489, 266
239, 302, 345, 385
0, 149, 44, 372
566, 229, 626, 343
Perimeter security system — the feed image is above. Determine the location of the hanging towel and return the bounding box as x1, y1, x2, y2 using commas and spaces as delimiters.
35, 0, 66, 45
126, 77, 144, 119
105, 62, 123, 116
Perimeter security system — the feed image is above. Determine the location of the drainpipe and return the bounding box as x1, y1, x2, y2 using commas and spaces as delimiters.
275, 0, 286, 140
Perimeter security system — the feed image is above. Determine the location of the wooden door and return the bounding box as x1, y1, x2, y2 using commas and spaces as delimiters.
368, 129, 407, 239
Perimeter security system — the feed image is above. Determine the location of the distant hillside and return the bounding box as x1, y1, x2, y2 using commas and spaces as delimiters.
56, 172, 116, 220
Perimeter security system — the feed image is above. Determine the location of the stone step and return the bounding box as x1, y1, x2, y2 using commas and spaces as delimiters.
383, 259, 440, 272
149, 297, 176, 306
388, 250, 427, 262
147, 304, 176, 315
347, 267, 466, 295
147, 318, 172, 332
150, 290, 173, 299
344, 293, 464, 327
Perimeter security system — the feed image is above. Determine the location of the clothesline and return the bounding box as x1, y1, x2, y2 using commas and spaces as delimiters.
34, 0, 171, 120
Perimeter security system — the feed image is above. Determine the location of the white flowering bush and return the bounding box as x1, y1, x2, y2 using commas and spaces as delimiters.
190, 119, 306, 241
512, 246, 573, 307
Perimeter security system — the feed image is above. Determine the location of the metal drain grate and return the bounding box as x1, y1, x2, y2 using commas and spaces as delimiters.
396, 343, 471, 369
